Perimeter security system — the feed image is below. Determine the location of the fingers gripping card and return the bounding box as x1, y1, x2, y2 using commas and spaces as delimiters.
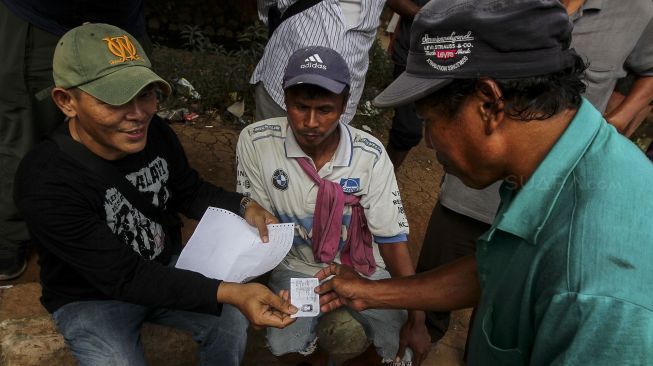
290, 278, 320, 318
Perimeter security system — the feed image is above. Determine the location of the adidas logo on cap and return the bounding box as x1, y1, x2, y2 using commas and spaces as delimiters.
301, 53, 327, 70
305, 54, 323, 63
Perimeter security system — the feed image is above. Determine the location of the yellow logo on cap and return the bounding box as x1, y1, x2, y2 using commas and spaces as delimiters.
103, 35, 143, 64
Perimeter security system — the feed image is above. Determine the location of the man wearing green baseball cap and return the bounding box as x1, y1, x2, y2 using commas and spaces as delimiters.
14, 23, 297, 365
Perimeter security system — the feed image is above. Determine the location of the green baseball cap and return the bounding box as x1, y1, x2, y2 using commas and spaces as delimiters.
53, 23, 171, 106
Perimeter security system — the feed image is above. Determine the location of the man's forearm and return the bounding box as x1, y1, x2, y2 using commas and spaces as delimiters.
605, 76, 653, 136
378, 241, 415, 278
364, 255, 480, 312
378, 242, 426, 320
216, 281, 237, 304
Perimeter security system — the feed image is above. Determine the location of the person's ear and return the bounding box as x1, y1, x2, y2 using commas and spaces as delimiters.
51, 87, 78, 118
474, 79, 505, 135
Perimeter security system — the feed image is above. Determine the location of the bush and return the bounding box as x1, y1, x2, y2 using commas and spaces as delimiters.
151, 23, 267, 120
151, 22, 395, 135
350, 37, 394, 132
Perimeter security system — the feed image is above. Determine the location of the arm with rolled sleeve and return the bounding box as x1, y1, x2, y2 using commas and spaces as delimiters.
605, 16, 653, 136
359, 149, 413, 279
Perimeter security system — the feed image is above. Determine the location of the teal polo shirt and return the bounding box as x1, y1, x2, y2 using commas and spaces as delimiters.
467, 99, 653, 365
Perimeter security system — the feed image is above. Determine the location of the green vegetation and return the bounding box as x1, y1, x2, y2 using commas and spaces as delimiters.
151, 24, 267, 119
150, 24, 395, 134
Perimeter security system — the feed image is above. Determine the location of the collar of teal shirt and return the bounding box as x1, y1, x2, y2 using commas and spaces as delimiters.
481, 98, 603, 245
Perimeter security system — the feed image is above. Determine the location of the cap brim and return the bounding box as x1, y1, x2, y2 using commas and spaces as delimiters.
284, 74, 347, 94
373, 72, 452, 108
79, 65, 171, 106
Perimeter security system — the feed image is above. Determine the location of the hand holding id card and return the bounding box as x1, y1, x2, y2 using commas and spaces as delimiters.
290, 278, 320, 318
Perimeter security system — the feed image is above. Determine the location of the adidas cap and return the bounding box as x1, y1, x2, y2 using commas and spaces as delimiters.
53, 23, 171, 106
283, 46, 350, 94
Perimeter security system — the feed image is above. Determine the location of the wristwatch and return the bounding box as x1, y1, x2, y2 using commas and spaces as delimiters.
239, 196, 254, 217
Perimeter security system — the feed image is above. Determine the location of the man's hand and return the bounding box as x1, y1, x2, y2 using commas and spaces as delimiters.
397, 311, 431, 365
603, 76, 653, 137
314, 263, 373, 312
242, 199, 278, 243
218, 282, 297, 329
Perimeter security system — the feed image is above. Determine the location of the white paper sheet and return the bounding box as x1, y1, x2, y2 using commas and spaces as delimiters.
290, 278, 320, 318
175, 207, 294, 283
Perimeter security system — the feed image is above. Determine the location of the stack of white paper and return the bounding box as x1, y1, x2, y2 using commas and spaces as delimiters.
175, 207, 295, 283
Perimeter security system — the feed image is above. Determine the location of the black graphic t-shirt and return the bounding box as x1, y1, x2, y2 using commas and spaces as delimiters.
104, 156, 170, 261
15, 117, 243, 314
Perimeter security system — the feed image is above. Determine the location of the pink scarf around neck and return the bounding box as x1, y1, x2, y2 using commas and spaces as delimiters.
296, 157, 375, 276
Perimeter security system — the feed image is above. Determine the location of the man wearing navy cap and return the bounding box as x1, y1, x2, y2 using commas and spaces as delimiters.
315, 0, 653, 363
236, 45, 430, 365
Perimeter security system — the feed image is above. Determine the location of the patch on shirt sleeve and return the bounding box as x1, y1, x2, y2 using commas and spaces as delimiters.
250, 124, 282, 135
355, 137, 382, 155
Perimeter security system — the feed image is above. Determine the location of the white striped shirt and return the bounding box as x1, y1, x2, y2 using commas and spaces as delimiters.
251, 0, 386, 124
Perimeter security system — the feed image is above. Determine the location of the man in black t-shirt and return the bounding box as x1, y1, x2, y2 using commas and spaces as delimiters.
0, 0, 152, 280
14, 23, 296, 366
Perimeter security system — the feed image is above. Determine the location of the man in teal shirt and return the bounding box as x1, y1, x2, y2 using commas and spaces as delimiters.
468, 97, 653, 363
312, 0, 653, 364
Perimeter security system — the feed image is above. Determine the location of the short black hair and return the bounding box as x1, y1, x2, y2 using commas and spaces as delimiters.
419, 54, 587, 121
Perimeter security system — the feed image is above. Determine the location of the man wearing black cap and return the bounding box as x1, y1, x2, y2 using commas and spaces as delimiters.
314, 0, 653, 363
237, 45, 430, 365
409, 0, 653, 345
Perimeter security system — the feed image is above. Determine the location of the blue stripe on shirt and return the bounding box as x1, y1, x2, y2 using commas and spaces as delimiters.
374, 234, 408, 244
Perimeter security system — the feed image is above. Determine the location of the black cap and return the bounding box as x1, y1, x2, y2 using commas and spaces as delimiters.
374, 0, 577, 107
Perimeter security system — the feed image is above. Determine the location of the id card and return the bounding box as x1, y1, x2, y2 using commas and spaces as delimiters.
290, 278, 320, 318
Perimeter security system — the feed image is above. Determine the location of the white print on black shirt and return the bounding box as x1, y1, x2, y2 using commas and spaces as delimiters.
104, 157, 170, 260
